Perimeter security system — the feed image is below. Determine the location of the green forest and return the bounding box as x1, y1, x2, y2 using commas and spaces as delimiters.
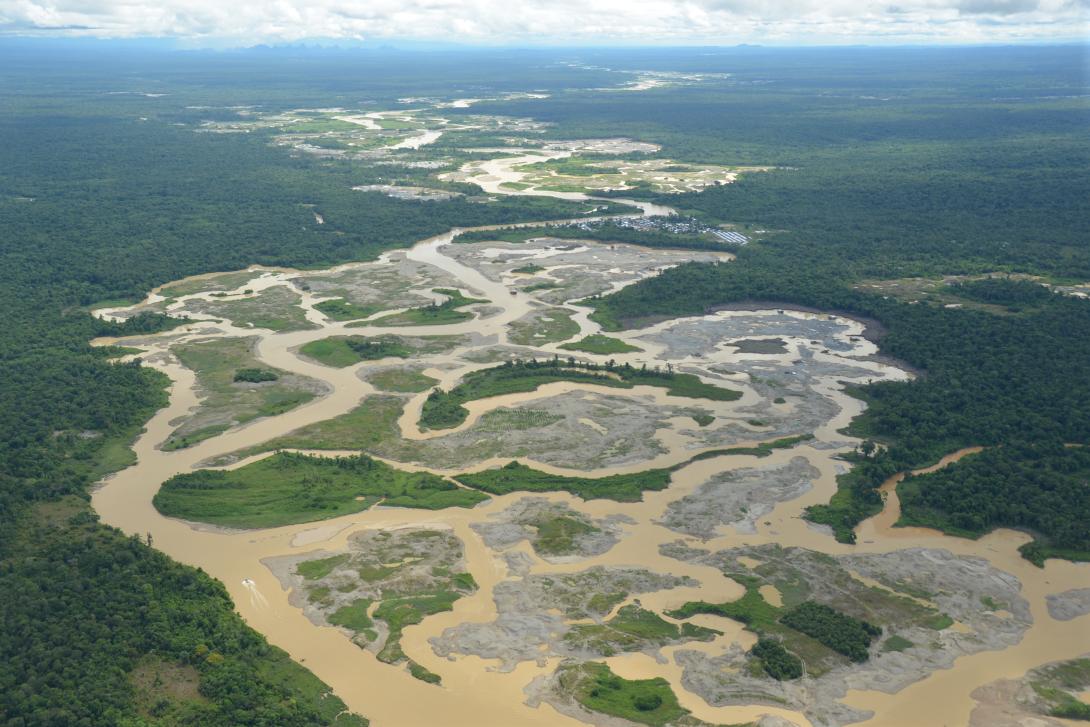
0, 42, 1087, 724
549, 48, 1090, 561
779, 602, 881, 663
898, 442, 1090, 564
0, 49, 606, 725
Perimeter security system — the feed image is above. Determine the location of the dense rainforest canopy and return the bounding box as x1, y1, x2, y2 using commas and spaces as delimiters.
0, 47, 618, 726
0, 42, 1087, 723
539, 47, 1090, 560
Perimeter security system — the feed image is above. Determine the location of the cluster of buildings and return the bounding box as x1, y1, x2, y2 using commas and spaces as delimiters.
566, 216, 750, 245
710, 229, 749, 244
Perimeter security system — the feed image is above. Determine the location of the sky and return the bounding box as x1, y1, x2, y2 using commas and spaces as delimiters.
0, 0, 1086, 46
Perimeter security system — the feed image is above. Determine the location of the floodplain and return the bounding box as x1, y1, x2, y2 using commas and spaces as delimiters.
88, 89, 1090, 727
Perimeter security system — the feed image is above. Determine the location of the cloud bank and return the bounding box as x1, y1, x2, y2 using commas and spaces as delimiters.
0, 0, 1085, 44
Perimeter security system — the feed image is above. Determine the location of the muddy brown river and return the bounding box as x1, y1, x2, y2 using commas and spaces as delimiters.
91, 185, 1089, 726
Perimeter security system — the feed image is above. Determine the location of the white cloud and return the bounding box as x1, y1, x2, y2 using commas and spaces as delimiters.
0, 0, 1085, 43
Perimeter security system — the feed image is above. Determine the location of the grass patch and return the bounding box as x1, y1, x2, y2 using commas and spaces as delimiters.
669, 575, 781, 629
129, 656, 208, 720
357, 564, 398, 582
298, 337, 366, 368
297, 555, 350, 580
86, 424, 149, 481
329, 598, 374, 632
563, 605, 719, 656
452, 572, 477, 590
154, 451, 487, 529
532, 514, 599, 555
374, 592, 463, 664
164, 337, 319, 451
456, 460, 672, 502
247, 395, 403, 453
372, 288, 486, 326
279, 117, 363, 133
731, 338, 788, 354
560, 334, 643, 355
158, 270, 257, 299
253, 652, 369, 726
925, 613, 955, 630
881, 635, 914, 652
187, 285, 315, 332
365, 369, 439, 393
408, 661, 442, 685
508, 308, 581, 346
1030, 658, 1090, 720
307, 586, 332, 605
314, 298, 385, 321
299, 335, 412, 368
558, 662, 690, 727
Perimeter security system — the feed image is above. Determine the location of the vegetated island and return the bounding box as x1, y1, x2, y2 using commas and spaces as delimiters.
299, 333, 462, 368
420, 357, 739, 430
369, 288, 487, 326
163, 336, 326, 451
299, 335, 412, 367
543, 660, 740, 727
456, 461, 672, 502
314, 297, 385, 321
270, 527, 478, 686
559, 333, 643, 355
455, 434, 814, 503
154, 451, 487, 529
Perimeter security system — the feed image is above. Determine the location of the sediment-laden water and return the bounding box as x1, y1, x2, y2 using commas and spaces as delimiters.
91, 182, 1089, 727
